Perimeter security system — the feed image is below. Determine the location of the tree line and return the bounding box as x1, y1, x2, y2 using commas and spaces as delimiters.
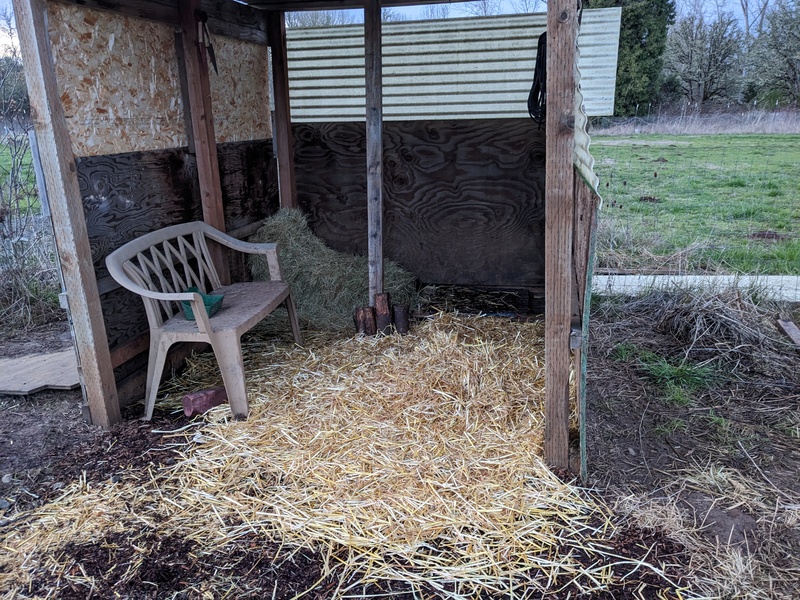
587, 0, 800, 115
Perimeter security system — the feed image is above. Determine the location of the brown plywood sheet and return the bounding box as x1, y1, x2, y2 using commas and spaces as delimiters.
0, 350, 80, 395
210, 35, 272, 143
47, 3, 187, 156
295, 119, 546, 288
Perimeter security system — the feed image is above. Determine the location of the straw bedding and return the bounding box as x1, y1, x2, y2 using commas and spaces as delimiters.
249, 209, 418, 330
0, 314, 679, 597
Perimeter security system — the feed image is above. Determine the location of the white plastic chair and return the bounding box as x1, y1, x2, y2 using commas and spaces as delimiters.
105, 221, 302, 420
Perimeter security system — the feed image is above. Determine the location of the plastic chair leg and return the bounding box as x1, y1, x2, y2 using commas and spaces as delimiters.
285, 294, 303, 346
213, 331, 249, 419
144, 335, 172, 420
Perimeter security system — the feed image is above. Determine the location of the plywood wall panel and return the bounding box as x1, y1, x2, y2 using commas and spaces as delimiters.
48, 3, 187, 156
217, 140, 280, 231
77, 147, 201, 279
75, 140, 278, 354
295, 119, 546, 288
47, 4, 272, 156
210, 35, 272, 143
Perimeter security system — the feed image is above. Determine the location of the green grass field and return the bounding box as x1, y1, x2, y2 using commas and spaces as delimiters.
0, 139, 39, 214
592, 134, 800, 275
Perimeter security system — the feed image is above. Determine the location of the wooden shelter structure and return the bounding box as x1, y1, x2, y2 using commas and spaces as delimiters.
13, 0, 602, 471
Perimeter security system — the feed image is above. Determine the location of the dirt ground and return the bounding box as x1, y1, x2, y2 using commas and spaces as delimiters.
1, 290, 799, 598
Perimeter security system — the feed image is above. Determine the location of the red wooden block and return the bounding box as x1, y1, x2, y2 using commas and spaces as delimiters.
183, 386, 228, 417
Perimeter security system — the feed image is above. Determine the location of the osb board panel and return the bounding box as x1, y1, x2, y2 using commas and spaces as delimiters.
295, 119, 546, 288
75, 141, 278, 353
210, 35, 272, 143
48, 3, 187, 156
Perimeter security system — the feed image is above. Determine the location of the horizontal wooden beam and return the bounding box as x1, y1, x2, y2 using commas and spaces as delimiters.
244, 0, 469, 11
55, 0, 268, 44
110, 333, 150, 369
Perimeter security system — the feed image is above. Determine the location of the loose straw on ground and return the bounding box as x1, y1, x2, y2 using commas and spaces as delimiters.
0, 314, 682, 597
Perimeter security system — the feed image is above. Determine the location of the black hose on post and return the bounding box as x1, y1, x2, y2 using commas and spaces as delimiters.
527, 32, 547, 129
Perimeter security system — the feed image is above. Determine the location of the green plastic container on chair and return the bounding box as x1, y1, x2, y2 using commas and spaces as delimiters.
181, 287, 224, 320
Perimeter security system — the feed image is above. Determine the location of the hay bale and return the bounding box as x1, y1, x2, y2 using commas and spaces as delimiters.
249, 209, 417, 330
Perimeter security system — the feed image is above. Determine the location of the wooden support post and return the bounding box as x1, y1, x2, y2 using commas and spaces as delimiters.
365, 0, 383, 306
13, 0, 120, 428
573, 174, 601, 482
393, 304, 410, 334
178, 0, 229, 284
375, 292, 392, 334
267, 11, 297, 209
544, 0, 578, 469
354, 306, 377, 336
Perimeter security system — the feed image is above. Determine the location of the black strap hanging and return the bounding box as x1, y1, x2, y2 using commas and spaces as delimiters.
195, 10, 219, 75
527, 32, 547, 128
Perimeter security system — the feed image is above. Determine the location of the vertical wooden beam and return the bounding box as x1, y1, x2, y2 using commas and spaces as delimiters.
174, 32, 196, 155
178, 0, 229, 283
13, 0, 120, 427
573, 174, 601, 482
365, 0, 383, 306
544, 0, 578, 469
267, 11, 297, 210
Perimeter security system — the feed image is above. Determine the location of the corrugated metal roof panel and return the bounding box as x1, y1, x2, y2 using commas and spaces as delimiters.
286, 8, 621, 121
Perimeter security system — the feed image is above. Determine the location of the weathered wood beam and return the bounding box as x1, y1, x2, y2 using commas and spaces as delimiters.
267, 11, 297, 209
573, 175, 597, 323
178, 0, 230, 284
573, 174, 600, 482
365, 0, 383, 306
13, 0, 120, 428
544, 0, 578, 470
245, 0, 468, 11
54, 0, 268, 44
110, 334, 150, 369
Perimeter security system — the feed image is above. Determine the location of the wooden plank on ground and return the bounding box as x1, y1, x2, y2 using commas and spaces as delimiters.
777, 319, 800, 350
365, 0, 383, 306
13, 0, 120, 427
268, 11, 297, 210
544, 0, 578, 470
0, 351, 80, 395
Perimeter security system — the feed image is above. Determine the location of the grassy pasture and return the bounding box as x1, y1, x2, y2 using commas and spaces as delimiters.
592, 134, 800, 275
0, 138, 38, 213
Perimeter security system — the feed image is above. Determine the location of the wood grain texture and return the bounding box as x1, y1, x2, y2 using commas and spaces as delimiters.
365, 0, 383, 305
777, 319, 800, 350
77, 140, 278, 364
179, 0, 228, 283
77, 147, 201, 281
217, 140, 280, 230
55, 0, 268, 43
544, 0, 578, 469
573, 175, 598, 324
267, 11, 297, 209
295, 119, 546, 288
14, 0, 120, 427
573, 174, 601, 482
